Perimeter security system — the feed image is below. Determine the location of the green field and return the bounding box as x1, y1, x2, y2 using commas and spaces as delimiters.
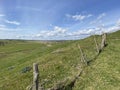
0, 30, 120, 90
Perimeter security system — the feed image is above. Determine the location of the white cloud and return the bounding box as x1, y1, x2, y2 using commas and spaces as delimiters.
33, 26, 67, 38
0, 27, 12, 31
32, 26, 103, 39
0, 26, 23, 32
0, 14, 20, 25
66, 14, 93, 21
0, 27, 11, 31
4, 20, 20, 25
15, 26, 67, 39
97, 13, 106, 20
104, 26, 120, 33
72, 15, 86, 21
117, 19, 120, 26
65, 28, 102, 37
66, 25, 119, 38
90, 13, 106, 24
104, 20, 120, 33
54, 26, 67, 33
2, 18, 120, 40
15, 22, 120, 40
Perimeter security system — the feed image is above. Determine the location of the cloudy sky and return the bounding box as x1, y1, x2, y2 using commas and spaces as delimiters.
0, 0, 120, 40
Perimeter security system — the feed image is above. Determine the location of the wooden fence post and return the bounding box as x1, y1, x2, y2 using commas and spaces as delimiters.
33, 63, 39, 90
101, 33, 107, 50
93, 35, 100, 54
78, 44, 88, 66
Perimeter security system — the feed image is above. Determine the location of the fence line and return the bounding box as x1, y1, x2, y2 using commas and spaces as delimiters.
27, 33, 107, 90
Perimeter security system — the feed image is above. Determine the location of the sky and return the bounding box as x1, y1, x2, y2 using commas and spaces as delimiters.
0, 0, 120, 40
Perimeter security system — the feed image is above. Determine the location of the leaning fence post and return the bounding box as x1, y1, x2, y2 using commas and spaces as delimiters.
78, 44, 88, 66
101, 33, 107, 50
33, 63, 39, 90
93, 35, 100, 54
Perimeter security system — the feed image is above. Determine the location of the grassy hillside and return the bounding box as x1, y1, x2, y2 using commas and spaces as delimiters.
0, 30, 120, 90
73, 31, 120, 90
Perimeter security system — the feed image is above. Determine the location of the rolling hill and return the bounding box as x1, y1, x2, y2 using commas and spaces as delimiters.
0, 30, 120, 90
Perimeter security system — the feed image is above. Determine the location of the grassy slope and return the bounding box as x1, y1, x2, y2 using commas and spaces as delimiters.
73, 31, 120, 90
0, 30, 120, 90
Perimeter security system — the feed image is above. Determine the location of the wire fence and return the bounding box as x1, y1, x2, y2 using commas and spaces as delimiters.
27, 33, 108, 90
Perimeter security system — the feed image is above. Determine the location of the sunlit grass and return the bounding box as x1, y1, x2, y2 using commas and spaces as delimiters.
0, 30, 120, 90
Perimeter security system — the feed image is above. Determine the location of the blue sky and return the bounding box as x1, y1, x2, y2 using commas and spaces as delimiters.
0, 0, 120, 40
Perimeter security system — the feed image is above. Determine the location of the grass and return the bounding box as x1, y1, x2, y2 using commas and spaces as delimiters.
0, 30, 120, 90
73, 31, 120, 90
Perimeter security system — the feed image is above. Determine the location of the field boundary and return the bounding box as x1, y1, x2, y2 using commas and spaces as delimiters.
27, 33, 107, 90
